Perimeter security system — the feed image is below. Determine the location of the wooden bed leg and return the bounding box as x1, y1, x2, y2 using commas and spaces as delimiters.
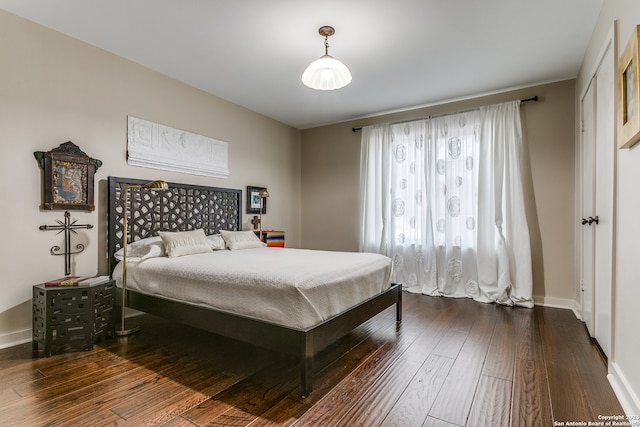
396, 285, 403, 323
300, 334, 313, 398
301, 355, 313, 398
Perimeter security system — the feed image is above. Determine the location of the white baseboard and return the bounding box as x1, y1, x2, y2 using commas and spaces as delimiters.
533, 295, 582, 319
608, 361, 640, 417
0, 328, 32, 350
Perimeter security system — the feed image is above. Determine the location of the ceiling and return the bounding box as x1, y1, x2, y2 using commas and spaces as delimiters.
1, 0, 603, 129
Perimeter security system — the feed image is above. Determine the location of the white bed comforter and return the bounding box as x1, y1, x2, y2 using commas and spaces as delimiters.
113, 248, 392, 330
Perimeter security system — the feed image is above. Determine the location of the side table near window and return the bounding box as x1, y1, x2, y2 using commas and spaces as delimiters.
32, 280, 115, 356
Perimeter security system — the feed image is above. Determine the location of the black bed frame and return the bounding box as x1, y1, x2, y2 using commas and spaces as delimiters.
107, 176, 402, 397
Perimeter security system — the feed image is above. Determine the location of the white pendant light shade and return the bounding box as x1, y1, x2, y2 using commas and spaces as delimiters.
301, 26, 352, 91
302, 55, 352, 90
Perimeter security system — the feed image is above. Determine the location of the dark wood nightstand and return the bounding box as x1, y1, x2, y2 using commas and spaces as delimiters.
32, 280, 115, 356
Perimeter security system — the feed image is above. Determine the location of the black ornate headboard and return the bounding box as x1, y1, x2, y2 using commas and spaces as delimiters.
107, 176, 242, 273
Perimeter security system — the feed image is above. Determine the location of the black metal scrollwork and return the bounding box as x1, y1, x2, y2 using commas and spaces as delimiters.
39, 211, 93, 276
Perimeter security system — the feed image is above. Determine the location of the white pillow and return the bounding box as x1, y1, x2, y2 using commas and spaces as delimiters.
158, 229, 213, 258
114, 236, 166, 262
220, 230, 266, 250
206, 233, 227, 250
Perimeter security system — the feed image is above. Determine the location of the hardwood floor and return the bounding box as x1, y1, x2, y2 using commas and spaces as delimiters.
0, 293, 624, 426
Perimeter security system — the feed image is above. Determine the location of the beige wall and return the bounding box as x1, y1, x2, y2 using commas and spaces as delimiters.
578, 0, 640, 414
0, 11, 301, 345
301, 80, 577, 304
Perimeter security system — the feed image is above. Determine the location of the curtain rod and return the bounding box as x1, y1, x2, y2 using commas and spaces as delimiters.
351, 96, 539, 132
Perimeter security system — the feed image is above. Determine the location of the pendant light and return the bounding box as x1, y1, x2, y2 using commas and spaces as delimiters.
301, 26, 352, 90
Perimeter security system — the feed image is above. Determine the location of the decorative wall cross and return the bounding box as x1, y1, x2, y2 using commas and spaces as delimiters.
39, 211, 93, 276
251, 215, 261, 230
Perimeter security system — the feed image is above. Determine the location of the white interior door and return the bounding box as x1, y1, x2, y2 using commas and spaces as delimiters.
593, 43, 615, 359
580, 39, 615, 359
581, 83, 595, 335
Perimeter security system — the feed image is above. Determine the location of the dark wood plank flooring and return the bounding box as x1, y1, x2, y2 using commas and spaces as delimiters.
0, 293, 624, 426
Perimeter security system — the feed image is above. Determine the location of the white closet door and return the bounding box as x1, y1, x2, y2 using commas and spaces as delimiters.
581, 82, 595, 335
593, 43, 615, 359
580, 37, 615, 359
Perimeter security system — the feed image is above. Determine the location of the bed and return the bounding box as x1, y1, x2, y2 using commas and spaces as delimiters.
107, 176, 402, 397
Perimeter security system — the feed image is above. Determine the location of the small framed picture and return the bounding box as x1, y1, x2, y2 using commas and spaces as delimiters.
246, 186, 267, 214
617, 25, 640, 149
34, 141, 102, 211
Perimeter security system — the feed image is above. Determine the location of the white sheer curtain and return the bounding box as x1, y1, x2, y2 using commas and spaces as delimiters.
359, 101, 533, 307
